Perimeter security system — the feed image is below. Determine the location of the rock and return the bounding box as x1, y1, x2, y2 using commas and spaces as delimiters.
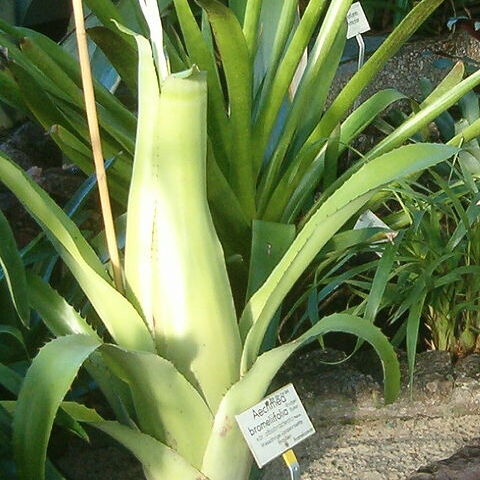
455, 354, 480, 379
410, 441, 480, 479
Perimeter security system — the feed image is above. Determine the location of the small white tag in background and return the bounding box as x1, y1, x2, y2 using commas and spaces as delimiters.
235, 383, 315, 468
346, 2, 371, 39
354, 210, 391, 232
354, 210, 398, 256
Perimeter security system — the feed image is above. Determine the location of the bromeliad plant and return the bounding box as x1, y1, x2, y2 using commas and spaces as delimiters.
0, 2, 466, 479
2, 0, 480, 350
4, 0, 480, 287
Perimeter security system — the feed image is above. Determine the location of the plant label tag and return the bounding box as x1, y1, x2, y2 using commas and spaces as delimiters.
235, 383, 315, 468
353, 210, 398, 256
346, 2, 370, 39
354, 210, 398, 241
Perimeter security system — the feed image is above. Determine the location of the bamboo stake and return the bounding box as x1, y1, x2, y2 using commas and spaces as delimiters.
71, 0, 124, 293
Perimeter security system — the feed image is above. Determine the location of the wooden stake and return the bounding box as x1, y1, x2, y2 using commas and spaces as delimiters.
71, 0, 124, 293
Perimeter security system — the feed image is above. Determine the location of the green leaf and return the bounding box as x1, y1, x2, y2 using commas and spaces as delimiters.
206, 147, 251, 259
59, 401, 104, 423
450, 117, 480, 146
19, 37, 84, 106
293, 19, 347, 151
246, 220, 296, 299
0, 326, 28, 361
101, 345, 213, 468
3, 23, 137, 133
277, 314, 401, 403
240, 143, 458, 370
339, 89, 407, 155
312, 0, 444, 142
322, 227, 393, 255
48, 125, 95, 174
197, 0, 255, 218
0, 363, 23, 395
8, 61, 132, 192
7, 402, 87, 479
87, 26, 138, 93
84, 0, 130, 32
173, 0, 230, 171
58, 402, 208, 480
261, 139, 328, 221
323, 124, 341, 191
447, 199, 480, 250
91, 213, 128, 263
0, 67, 28, 113
430, 170, 472, 241
202, 314, 400, 480
242, 0, 262, 54
0, 210, 29, 326
123, 31, 161, 330
406, 287, 427, 389
394, 0, 410, 25
13, 335, 101, 480
364, 232, 403, 323
123, 50, 240, 409
246, 220, 296, 353
367, 68, 480, 160
84, 351, 136, 424
26, 272, 99, 339
265, 0, 351, 193
49, 126, 130, 203
0, 24, 134, 156
52, 95, 134, 156
92, 421, 208, 480
0, 0, 15, 23
229, 0, 246, 22
420, 61, 464, 110
320, 69, 480, 222
0, 151, 154, 353
7, 61, 78, 139
252, 0, 297, 96
458, 91, 479, 126
263, 59, 402, 224
252, 0, 329, 172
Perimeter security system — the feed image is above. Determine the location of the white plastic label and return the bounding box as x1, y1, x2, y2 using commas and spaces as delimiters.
354, 210, 398, 257
354, 209, 390, 231
346, 2, 370, 39
235, 383, 315, 468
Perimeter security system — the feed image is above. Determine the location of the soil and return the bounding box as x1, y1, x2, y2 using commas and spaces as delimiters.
0, 122, 86, 246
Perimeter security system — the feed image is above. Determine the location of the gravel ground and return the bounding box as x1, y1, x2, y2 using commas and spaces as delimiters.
263, 410, 480, 479
262, 350, 480, 480
328, 30, 480, 106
